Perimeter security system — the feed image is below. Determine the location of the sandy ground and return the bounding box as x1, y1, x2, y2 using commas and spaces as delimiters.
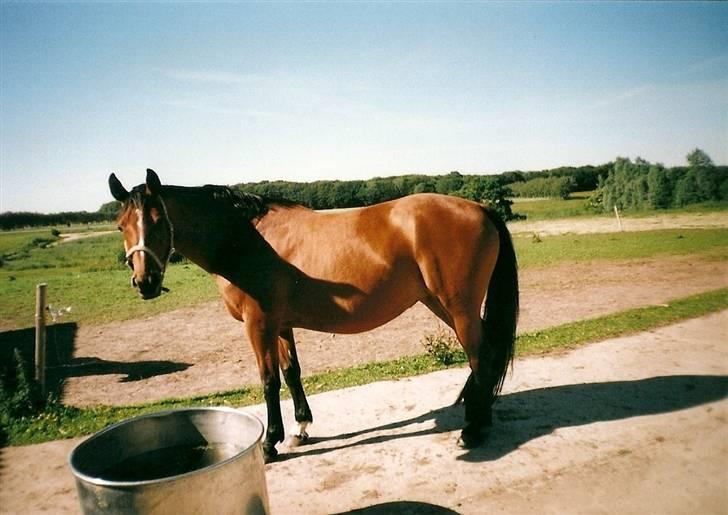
508, 211, 728, 236
57, 254, 728, 407
1, 311, 726, 514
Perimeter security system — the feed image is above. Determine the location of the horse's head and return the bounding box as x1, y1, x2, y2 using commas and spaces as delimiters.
108, 169, 173, 300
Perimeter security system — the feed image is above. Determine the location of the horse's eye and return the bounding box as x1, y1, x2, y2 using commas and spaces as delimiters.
117, 225, 122, 232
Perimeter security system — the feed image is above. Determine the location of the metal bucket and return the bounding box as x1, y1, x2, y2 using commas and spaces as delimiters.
69, 407, 270, 515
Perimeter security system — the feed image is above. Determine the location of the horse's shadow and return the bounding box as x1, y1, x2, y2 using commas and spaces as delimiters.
283, 374, 728, 463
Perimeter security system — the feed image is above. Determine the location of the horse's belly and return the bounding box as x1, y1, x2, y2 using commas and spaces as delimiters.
296, 298, 415, 334
291, 276, 424, 334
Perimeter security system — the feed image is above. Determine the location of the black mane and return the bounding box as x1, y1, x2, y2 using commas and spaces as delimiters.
202, 185, 270, 220
157, 184, 298, 221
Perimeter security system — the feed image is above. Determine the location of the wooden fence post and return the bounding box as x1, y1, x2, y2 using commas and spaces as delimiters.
35, 283, 47, 397
613, 205, 623, 232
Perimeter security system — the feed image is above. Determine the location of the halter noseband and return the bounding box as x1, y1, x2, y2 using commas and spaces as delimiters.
125, 243, 169, 271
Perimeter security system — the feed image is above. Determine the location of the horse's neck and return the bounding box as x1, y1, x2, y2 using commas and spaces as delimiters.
165, 195, 287, 291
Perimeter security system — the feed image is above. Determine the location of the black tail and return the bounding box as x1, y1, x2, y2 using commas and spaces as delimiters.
481, 208, 519, 403
455, 208, 519, 409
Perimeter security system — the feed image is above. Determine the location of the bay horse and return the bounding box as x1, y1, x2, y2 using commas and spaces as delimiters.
109, 169, 518, 462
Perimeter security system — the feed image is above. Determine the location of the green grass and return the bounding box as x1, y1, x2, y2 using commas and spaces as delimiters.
0, 266, 218, 330
5, 287, 726, 447
2, 233, 116, 272
511, 194, 597, 220
0, 229, 57, 255
513, 228, 728, 268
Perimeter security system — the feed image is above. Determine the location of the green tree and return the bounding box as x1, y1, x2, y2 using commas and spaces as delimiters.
647, 166, 671, 209
686, 148, 713, 168
435, 171, 464, 194
413, 181, 436, 194
98, 200, 121, 215
456, 176, 516, 221
673, 170, 700, 207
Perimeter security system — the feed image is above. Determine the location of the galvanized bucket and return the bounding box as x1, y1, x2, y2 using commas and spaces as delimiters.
69, 407, 270, 515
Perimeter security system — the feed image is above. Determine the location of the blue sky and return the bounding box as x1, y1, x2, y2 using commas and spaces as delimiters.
1, 2, 726, 213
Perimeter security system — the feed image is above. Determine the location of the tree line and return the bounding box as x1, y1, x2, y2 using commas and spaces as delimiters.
234, 165, 608, 221
0, 210, 113, 231
596, 149, 728, 212
2, 152, 723, 229
237, 172, 513, 220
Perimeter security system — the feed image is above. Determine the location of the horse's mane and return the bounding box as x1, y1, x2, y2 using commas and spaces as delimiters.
161, 184, 299, 221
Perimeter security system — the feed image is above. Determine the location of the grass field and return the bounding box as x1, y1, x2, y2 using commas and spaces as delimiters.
1, 224, 727, 330
511, 192, 596, 220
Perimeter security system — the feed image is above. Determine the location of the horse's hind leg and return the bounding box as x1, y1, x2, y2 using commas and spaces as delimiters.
279, 329, 313, 443
452, 312, 493, 448
423, 294, 491, 446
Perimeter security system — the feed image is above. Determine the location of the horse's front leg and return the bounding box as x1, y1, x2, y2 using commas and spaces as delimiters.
279, 328, 313, 443
247, 320, 285, 463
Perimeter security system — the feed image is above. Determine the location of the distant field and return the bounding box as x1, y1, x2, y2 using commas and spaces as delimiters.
511, 192, 596, 220
511, 193, 728, 221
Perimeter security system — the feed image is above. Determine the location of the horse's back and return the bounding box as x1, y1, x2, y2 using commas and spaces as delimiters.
260, 193, 498, 292
260, 193, 492, 263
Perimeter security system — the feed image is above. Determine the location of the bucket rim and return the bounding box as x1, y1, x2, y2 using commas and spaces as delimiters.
68, 406, 265, 487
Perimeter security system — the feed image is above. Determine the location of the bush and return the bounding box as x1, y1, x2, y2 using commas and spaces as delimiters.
455, 176, 520, 221
421, 327, 461, 365
1, 349, 45, 439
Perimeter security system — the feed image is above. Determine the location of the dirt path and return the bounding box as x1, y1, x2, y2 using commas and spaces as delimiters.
57, 254, 728, 406
2, 311, 726, 514
57, 230, 116, 244
508, 211, 728, 236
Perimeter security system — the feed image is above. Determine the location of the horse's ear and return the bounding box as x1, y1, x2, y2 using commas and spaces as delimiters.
108, 173, 129, 202
146, 168, 162, 195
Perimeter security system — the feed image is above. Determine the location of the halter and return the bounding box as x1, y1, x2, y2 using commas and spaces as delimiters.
125, 243, 169, 271
125, 196, 175, 274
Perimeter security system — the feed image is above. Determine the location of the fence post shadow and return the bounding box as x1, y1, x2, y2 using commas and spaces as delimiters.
0, 323, 191, 401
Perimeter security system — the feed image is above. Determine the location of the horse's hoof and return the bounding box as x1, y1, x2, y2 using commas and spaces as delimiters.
291, 432, 310, 446
457, 426, 488, 449
263, 446, 278, 464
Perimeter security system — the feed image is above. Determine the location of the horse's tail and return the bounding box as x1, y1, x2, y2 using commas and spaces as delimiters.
481, 207, 519, 403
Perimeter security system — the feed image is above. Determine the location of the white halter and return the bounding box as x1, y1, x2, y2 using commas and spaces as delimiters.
125, 243, 168, 270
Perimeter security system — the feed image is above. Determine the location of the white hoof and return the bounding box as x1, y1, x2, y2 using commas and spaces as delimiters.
290, 421, 310, 444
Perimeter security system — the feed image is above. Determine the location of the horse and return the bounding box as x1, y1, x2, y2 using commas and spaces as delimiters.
109, 169, 519, 462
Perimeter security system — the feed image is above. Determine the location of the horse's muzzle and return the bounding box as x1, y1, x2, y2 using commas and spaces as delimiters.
132, 272, 163, 300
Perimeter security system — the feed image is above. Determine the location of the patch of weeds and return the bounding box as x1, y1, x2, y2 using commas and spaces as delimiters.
0, 349, 46, 446
422, 326, 461, 366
